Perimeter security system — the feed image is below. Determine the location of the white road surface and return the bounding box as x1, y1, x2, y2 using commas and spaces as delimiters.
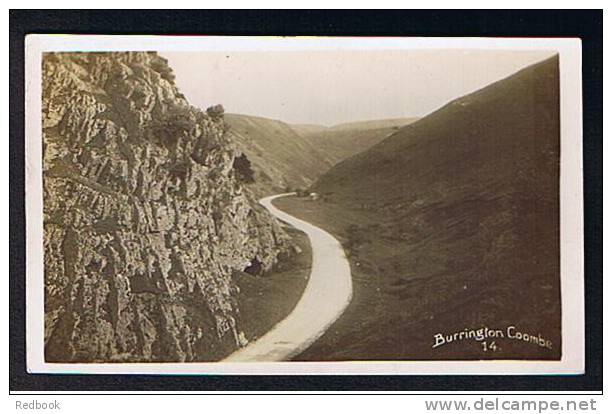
223, 193, 353, 362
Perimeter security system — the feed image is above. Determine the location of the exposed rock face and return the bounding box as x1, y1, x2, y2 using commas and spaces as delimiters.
42, 52, 289, 362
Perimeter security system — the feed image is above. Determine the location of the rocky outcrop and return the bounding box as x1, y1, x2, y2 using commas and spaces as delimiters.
42, 52, 289, 362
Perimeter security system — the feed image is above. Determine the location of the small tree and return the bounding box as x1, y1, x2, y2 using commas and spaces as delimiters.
232, 153, 255, 184
206, 104, 225, 120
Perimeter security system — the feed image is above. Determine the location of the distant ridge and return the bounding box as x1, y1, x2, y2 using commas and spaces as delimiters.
296, 117, 419, 165
290, 123, 328, 136
327, 117, 418, 131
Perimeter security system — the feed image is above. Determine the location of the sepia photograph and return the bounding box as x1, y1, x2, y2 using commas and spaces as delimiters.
24, 35, 585, 374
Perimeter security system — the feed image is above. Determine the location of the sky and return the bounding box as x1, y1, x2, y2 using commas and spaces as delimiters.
163, 49, 555, 126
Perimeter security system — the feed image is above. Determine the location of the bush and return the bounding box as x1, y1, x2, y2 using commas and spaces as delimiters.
206, 104, 225, 120
233, 154, 255, 184
149, 105, 198, 149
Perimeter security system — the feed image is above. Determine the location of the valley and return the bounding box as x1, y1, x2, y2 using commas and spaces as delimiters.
225, 114, 418, 196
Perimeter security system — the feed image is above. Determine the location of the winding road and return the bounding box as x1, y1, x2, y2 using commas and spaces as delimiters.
224, 193, 353, 362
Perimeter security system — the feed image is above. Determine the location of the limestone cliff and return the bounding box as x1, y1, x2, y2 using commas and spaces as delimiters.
42, 52, 289, 362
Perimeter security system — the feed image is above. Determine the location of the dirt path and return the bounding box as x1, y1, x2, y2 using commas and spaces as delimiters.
224, 193, 353, 362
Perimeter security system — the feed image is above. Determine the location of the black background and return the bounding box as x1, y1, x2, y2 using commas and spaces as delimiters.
9, 9, 603, 392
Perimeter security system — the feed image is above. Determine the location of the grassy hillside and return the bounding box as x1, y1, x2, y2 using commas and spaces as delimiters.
225, 113, 332, 196
300, 118, 418, 165
277, 55, 561, 360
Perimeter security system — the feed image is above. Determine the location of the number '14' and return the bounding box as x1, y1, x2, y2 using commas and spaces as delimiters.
481, 341, 499, 352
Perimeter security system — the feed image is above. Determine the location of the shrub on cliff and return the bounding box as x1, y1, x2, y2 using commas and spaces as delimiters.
233, 153, 255, 184
150, 105, 198, 146
206, 104, 225, 120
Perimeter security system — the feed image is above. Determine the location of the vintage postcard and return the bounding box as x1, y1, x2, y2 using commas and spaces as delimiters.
25, 35, 584, 374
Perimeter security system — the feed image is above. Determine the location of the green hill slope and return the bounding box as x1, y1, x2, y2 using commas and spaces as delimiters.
278, 55, 561, 360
